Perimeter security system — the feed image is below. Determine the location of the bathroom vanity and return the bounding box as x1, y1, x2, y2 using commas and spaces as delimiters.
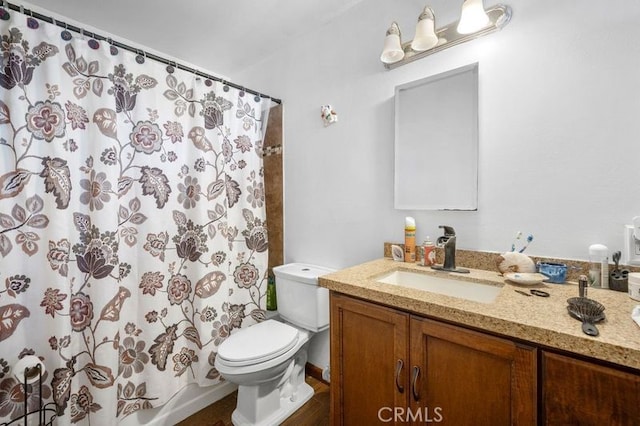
320, 259, 640, 425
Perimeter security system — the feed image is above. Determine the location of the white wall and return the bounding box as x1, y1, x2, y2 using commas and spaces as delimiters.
34, 0, 640, 384
238, 0, 640, 270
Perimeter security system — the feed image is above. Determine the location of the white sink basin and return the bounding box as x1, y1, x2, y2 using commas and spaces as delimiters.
377, 270, 503, 304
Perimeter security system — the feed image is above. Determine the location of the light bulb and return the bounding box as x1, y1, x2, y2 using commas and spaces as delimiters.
457, 0, 490, 34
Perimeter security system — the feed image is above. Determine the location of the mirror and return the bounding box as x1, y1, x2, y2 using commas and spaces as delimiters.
394, 63, 478, 210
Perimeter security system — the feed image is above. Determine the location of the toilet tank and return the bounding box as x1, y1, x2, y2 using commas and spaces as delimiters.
272, 263, 335, 332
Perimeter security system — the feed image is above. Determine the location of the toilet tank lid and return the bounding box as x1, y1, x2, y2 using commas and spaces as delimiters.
273, 263, 336, 285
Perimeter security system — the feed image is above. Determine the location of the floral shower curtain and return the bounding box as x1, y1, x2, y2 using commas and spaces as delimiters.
0, 10, 270, 425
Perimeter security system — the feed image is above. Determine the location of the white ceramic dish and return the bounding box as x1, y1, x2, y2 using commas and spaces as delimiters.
504, 272, 547, 285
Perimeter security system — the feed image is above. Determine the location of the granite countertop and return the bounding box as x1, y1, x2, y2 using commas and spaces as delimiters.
319, 258, 640, 370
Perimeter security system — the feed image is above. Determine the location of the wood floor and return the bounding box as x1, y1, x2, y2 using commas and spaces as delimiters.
177, 375, 329, 426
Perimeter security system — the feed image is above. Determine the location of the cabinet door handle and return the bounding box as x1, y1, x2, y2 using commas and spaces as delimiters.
395, 359, 405, 393
411, 366, 421, 401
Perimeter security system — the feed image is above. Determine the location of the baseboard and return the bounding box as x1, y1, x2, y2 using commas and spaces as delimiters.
305, 363, 329, 385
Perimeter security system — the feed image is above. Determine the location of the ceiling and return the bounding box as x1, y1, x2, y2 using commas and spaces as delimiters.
23, 0, 366, 77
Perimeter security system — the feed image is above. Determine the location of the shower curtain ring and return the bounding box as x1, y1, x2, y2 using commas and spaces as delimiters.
135, 49, 145, 64
1, 0, 8, 19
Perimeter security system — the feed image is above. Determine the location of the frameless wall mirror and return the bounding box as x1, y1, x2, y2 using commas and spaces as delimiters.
394, 63, 478, 210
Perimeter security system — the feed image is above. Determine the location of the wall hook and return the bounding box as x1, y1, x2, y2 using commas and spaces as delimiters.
321, 105, 338, 126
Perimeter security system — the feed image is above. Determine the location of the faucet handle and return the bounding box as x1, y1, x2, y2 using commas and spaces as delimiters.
439, 225, 456, 236
436, 226, 455, 246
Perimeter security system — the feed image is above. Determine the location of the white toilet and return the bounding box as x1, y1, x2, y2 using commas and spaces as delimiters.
215, 263, 334, 426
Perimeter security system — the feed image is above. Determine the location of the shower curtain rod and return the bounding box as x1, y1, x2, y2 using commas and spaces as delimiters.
2, 1, 282, 105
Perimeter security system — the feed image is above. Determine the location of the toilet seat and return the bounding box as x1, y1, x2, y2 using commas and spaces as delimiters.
217, 320, 299, 367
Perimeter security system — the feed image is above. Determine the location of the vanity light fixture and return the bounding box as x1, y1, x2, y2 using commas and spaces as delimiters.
380, 21, 404, 64
381, 1, 512, 70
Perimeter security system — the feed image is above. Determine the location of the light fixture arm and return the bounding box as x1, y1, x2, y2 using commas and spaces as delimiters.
383, 4, 512, 70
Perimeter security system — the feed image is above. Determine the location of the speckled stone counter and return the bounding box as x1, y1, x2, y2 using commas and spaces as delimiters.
319, 258, 640, 370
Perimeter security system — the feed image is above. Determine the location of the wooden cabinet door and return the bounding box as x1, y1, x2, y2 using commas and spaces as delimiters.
409, 317, 537, 426
542, 351, 640, 425
330, 293, 409, 425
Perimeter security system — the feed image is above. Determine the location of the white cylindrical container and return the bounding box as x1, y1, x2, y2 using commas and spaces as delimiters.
629, 273, 640, 301
601, 255, 609, 289
589, 244, 608, 288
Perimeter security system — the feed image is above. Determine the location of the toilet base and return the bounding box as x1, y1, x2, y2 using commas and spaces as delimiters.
230, 381, 314, 426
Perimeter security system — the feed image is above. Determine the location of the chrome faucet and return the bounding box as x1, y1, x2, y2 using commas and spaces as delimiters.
431, 225, 470, 274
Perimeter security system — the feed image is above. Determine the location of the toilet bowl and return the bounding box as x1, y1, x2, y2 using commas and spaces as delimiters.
214, 263, 334, 426
215, 320, 312, 426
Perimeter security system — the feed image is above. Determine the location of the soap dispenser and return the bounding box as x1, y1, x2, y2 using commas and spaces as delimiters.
421, 237, 436, 266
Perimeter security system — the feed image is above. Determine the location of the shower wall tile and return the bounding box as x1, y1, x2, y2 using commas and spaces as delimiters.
264, 105, 283, 274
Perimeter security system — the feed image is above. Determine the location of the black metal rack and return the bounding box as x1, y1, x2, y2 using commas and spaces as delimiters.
1, 365, 56, 426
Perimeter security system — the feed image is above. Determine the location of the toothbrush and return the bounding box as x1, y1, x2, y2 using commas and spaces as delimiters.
518, 234, 534, 253
510, 231, 522, 252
